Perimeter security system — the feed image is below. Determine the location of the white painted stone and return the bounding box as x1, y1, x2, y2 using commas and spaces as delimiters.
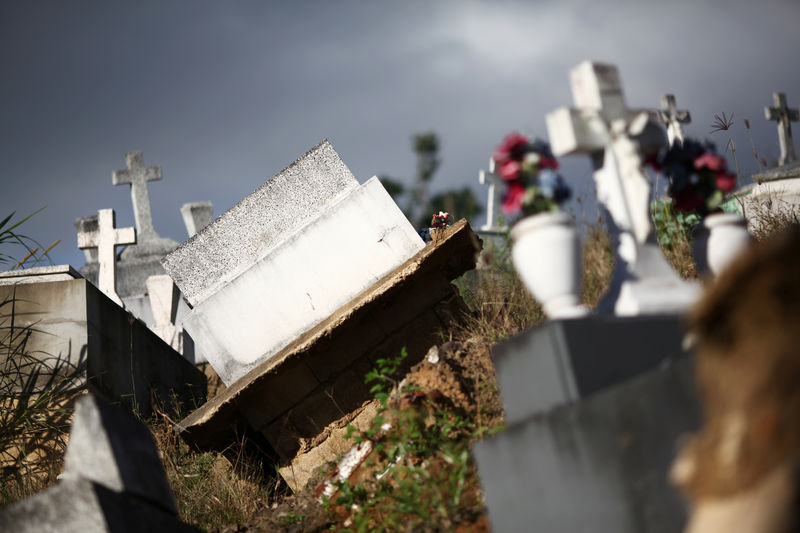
162, 140, 360, 307
182, 176, 425, 385
76, 209, 136, 307
180, 202, 213, 237
0, 265, 82, 285
478, 159, 506, 232
764, 92, 798, 166
546, 61, 700, 315
658, 94, 691, 147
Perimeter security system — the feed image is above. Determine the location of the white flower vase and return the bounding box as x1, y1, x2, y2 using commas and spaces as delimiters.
510, 212, 588, 319
693, 213, 752, 277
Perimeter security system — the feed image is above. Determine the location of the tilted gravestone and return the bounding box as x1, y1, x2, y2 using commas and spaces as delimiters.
162, 140, 426, 385
0, 394, 200, 532
180, 201, 214, 237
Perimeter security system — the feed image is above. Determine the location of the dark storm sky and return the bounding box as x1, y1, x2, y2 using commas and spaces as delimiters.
1, 0, 799, 268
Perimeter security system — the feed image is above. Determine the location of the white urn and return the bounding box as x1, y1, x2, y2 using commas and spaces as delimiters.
693, 212, 752, 277
510, 212, 588, 319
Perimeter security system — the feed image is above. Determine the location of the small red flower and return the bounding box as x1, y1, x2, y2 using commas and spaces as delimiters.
502, 181, 525, 215
498, 160, 521, 181
538, 156, 560, 170
715, 172, 737, 193
493, 132, 529, 164
694, 152, 725, 172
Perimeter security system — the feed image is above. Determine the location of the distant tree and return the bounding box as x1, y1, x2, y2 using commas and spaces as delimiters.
381, 131, 482, 228
408, 132, 441, 227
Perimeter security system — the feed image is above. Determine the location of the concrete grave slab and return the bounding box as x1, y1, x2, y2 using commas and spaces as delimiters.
176, 220, 481, 490
473, 358, 700, 533
0, 264, 82, 285
492, 314, 689, 425
0, 278, 205, 417
163, 140, 361, 307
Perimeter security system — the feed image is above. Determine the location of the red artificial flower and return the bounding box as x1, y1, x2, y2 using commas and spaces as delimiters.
493, 133, 529, 163
694, 152, 725, 172
715, 172, 737, 192
498, 160, 521, 181
502, 181, 526, 215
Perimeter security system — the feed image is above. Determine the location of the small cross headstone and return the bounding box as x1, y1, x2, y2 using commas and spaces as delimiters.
478, 159, 506, 232
546, 61, 699, 315
765, 92, 799, 166
658, 93, 691, 146
112, 151, 162, 240
145, 274, 183, 352
77, 209, 136, 306
180, 202, 213, 237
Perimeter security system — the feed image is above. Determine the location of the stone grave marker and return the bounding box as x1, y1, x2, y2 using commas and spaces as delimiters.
765, 91, 798, 166
0, 394, 200, 532
76, 208, 136, 306
546, 61, 699, 315
145, 274, 193, 359
658, 93, 691, 146
74, 215, 99, 264
162, 140, 426, 385
478, 159, 506, 232
180, 201, 213, 237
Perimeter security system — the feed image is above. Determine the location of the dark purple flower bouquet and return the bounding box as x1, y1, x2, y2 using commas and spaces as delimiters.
649, 139, 737, 216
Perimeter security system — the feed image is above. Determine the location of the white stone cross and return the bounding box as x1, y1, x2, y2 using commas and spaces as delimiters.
77, 209, 136, 306
112, 151, 162, 240
546, 61, 699, 315
478, 159, 507, 232
658, 94, 691, 146
765, 92, 799, 166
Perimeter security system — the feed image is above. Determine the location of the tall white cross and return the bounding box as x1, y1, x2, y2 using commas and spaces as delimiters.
77, 209, 136, 306
478, 159, 507, 232
112, 151, 162, 240
546, 61, 699, 315
658, 94, 691, 146
764, 92, 799, 166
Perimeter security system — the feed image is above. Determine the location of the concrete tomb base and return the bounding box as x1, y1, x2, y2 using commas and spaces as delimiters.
176, 220, 481, 491
0, 273, 205, 417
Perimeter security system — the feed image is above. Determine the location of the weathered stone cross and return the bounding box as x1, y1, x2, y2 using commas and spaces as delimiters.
546, 61, 699, 315
77, 209, 136, 306
764, 92, 799, 166
112, 151, 162, 240
478, 159, 506, 232
658, 93, 691, 146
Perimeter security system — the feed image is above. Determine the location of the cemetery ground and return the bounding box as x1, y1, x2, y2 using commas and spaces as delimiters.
0, 199, 797, 532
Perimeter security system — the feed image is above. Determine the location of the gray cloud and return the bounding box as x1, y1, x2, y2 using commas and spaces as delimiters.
1, 0, 798, 268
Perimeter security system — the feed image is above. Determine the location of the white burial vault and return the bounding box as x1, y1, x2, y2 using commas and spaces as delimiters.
162, 140, 425, 385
